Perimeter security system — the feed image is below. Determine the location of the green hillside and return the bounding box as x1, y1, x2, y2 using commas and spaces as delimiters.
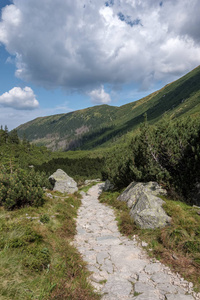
16, 65, 200, 151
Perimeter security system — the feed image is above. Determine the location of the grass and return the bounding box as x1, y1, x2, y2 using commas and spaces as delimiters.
79, 182, 101, 194
99, 191, 200, 291
0, 190, 100, 300
99, 279, 107, 285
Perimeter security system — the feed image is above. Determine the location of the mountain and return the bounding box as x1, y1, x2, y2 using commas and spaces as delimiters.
16, 65, 200, 151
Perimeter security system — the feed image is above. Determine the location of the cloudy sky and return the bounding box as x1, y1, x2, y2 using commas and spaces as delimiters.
0, 0, 200, 130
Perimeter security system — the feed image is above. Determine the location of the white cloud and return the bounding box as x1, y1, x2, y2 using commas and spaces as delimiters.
0, 87, 39, 110
89, 86, 111, 104
0, 0, 200, 94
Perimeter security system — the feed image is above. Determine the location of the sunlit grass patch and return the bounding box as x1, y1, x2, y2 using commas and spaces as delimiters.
79, 181, 101, 193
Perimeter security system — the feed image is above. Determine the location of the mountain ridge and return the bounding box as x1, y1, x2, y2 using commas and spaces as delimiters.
16, 65, 200, 151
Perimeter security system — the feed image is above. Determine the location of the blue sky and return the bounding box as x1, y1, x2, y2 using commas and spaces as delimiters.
0, 0, 200, 130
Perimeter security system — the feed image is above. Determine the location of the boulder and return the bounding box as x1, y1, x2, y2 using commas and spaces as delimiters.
118, 182, 171, 229
103, 179, 114, 191
49, 169, 78, 194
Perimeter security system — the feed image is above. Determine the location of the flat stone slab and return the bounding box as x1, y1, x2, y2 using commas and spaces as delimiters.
144, 262, 161, 274
151, 272, 171, 284
96, 235, 121, 245
96, 251, 109, 265
102, 276, 133, 298
166, 294, 195, 300
133, 291, 160, 300
157, 283, 179, 295
134, 282, 156, 293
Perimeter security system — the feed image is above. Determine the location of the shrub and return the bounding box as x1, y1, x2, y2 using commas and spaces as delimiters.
0, 168, 48, 210
40, 214, 50, 224
23, 246, 51, 272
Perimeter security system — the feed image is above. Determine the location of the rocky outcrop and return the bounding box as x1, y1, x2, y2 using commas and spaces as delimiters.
49, 169, 78, 194
117, 181, 171, 229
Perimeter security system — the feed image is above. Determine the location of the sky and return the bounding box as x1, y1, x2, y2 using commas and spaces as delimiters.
0, 0, 200, 130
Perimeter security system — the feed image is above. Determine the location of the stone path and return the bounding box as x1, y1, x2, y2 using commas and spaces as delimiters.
74, 184, 199, 300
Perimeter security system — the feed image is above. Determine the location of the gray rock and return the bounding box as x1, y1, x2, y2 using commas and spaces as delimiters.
137, 272, 150, 283
103, 179, 114, 191
133, 291, 160, 300
141, 241, 148, 247
90, 273, 105, 283
118, 181, 171, 229
151, 272, 171, 284
46, 192, 53, 199
102, 276, 133, 297
144, 263, 161, 274
117, 181, 138, 207
97, 251, 109, 265
134, 282, 155, 293
165, 294, 194, 300
49, 169, 78, 194
96, 235, 121, 245
157, 283, 179, 295
103, 259, 114, 274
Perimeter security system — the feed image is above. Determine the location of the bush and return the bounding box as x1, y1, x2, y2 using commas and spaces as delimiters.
40, 214, 50, 224
23, 246, 51, 272
0, 168, 49, 210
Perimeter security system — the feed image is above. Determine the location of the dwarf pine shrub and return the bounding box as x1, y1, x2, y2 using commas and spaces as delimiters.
0, 168, 48, 210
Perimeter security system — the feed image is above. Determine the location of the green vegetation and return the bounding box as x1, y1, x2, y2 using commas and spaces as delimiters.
99, 191, 200, 290
0, 190, 100, 300
35, 156, 104, 184
103, 116, 200, 204
12, 65, 200, 204
79, 181, 102, 193
16, 65, 200, 151
0, 126, 53, 171
0, 126, 101, 299
0, 168, 50, 210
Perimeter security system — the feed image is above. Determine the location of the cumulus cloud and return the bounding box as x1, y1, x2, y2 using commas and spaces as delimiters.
0, 0, 200, 93
0, 87, 39, 110
89, 86, 111, 104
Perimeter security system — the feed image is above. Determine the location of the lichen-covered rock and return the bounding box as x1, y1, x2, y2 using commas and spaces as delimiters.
49, 169, 78, 194
117, 181, 170, 229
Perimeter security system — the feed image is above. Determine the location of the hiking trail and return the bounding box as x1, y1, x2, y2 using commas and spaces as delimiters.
74, 183, 199, 300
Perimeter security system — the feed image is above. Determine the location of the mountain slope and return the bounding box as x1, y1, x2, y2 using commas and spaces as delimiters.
16, 65, 200, 151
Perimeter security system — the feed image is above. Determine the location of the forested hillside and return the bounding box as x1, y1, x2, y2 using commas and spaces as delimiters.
1, 65, 200, 205
16, 65, 200, 151
102, 115, 200, 204
0, 126, 104, 185
17, 67, 200, 151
